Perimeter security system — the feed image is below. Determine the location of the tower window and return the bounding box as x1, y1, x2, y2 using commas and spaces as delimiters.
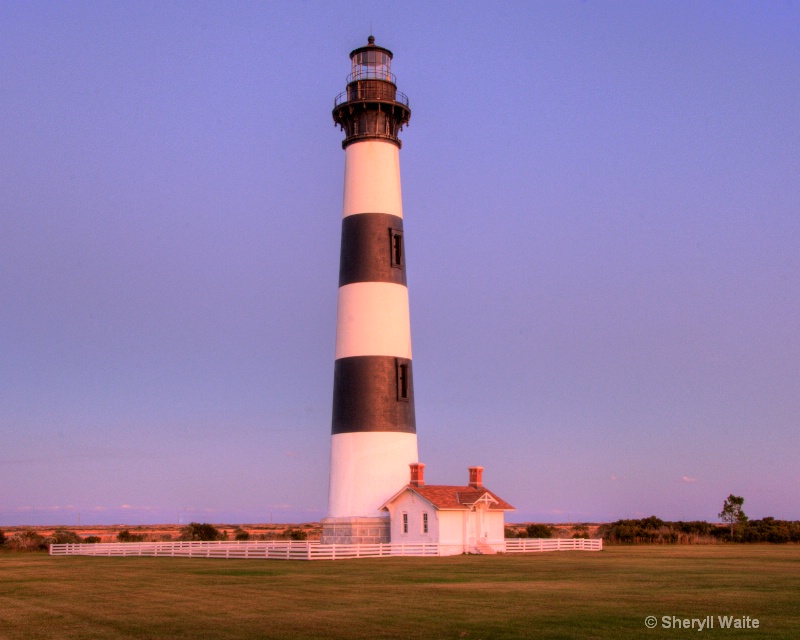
396, 359, 410, 401
390, 228, 403, 268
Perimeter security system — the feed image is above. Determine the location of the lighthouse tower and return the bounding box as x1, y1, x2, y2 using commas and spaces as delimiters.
322, 37, 416, 544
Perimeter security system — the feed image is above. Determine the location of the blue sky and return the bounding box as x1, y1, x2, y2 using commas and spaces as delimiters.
2, 1, 798, 526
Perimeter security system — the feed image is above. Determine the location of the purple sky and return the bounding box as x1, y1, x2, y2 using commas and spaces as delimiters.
2, 1, 798, 526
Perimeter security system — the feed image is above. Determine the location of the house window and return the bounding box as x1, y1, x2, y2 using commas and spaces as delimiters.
389, 229, 403, 268
402, 512, 408, 534
396, 360, 409, 401
422, 512, 428, 534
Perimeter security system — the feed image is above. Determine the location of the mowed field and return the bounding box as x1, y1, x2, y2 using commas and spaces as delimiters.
1, 545, 797, 640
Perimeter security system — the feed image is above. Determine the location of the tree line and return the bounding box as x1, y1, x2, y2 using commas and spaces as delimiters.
599, 516, 800, 544
507, 496, 799, 544
601, 495, 798, 543
0, 522, 309, 551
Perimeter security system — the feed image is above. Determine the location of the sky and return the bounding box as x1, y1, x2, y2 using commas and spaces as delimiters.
1, 1, 798, 527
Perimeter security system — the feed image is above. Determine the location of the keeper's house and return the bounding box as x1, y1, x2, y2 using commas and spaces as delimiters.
381, 463, 514, 555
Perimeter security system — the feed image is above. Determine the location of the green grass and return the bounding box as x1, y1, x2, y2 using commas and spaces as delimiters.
1, 546, 798, 639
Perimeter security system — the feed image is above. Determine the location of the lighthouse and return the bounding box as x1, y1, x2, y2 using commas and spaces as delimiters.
322, 37, 416, 544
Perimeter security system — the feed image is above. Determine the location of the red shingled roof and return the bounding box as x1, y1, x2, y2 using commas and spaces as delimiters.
384, 485, 515, 511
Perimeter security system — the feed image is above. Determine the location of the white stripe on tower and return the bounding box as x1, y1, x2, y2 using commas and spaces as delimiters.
342, 142, 403, 218
334, 281, 412, 360
324, 37, 416, 542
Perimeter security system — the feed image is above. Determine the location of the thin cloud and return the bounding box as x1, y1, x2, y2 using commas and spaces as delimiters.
0, 448, 155, 466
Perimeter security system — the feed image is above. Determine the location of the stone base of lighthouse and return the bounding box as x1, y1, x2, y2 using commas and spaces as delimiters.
320, 517, 390, 544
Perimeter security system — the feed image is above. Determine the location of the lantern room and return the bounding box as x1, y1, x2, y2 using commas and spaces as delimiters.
350, 36, 394, 82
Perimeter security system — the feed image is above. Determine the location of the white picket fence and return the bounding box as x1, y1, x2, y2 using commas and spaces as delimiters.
504, 538, 603, 553
50, 538, 602, 560
48, 540, 440, 560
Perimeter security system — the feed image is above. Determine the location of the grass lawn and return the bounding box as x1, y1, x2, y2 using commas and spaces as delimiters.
1, 545, 798, 639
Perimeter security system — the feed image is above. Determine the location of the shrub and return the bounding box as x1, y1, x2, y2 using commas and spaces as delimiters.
84, 536, 102, 543
571, 525, 590, 539
675, 520, 714, 536
117, 530, 145, 542
740, 518, 800, 543
526, 524, 555, 539
6, 530, 47, 551
599, 517, 670, 543
180, 522, 222, 541
281, 528, 307, 541
0, 529, 5, 546
50, 529, 83, 544
234, 528, 250, 541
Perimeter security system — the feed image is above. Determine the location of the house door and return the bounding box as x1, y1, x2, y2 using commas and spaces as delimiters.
469, 506, 487, 547
476, 505, 487, 542
466, 510, 476, 548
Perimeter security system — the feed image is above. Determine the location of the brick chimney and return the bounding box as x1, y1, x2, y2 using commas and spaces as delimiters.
468, 466, 484, 488
409, 462, 425, 487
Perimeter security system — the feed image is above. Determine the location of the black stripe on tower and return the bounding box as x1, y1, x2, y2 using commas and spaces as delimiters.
339, 213, 406, 287
332, 356, 416, 434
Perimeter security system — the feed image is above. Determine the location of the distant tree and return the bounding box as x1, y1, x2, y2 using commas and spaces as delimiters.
281, 528, 307, 541
526, 524, 555, 539
719, 495, 748, 537
6, 530, 47, 551
180, 522, 222, 541
675, 521, 714, 536
51, 529, 82, 544
117, 529, 145, 542
234, 528, 250, 541
84, 536, 102, 544
740, 518, 800, 543
571, 524, 590, 539
598, 517, 668, 544
0, 529, 5, 546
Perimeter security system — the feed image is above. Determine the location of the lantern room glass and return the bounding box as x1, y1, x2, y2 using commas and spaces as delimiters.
351, 49, 392, 81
